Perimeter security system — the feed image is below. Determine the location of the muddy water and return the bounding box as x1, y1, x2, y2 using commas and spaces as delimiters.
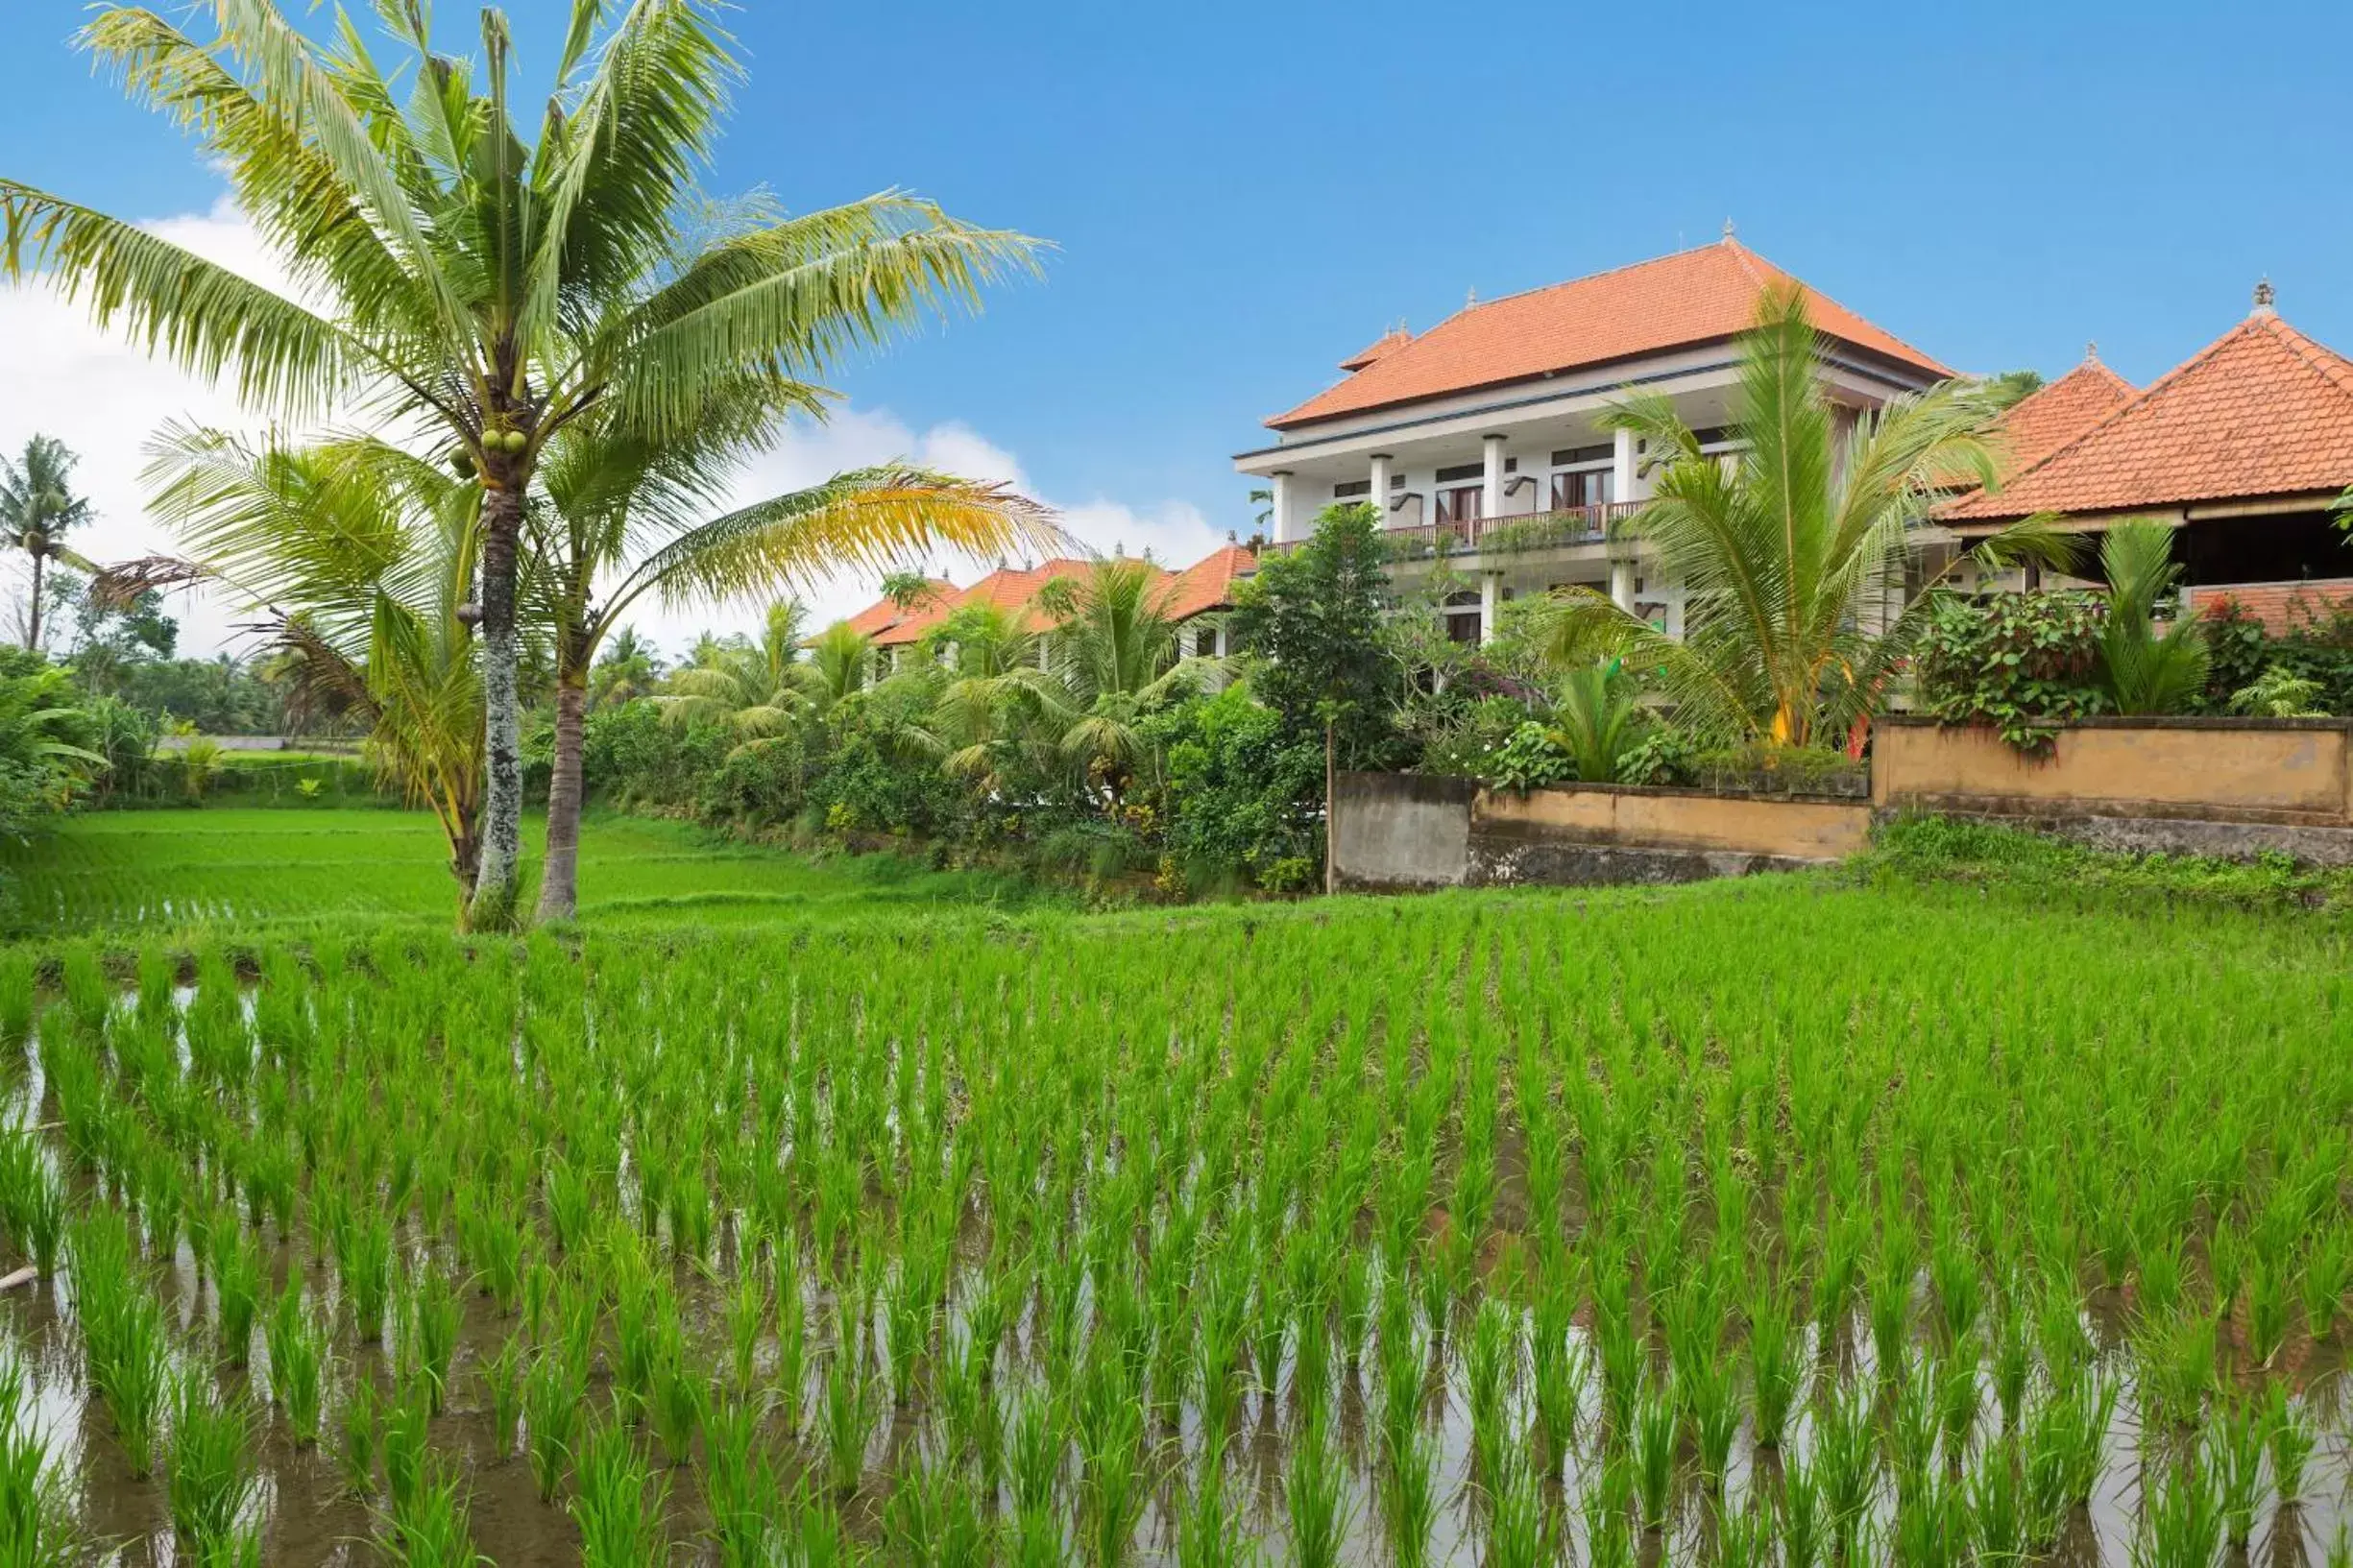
16, 1237, 2347, 1565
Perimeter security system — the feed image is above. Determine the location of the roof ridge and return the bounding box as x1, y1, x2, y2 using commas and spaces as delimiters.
2252, 312, 2353, 404
1970, 321, 2258, 502
1443, 237, 1750, 317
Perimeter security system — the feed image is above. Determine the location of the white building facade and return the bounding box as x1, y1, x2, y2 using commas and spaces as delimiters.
1233, 237, 1952, 643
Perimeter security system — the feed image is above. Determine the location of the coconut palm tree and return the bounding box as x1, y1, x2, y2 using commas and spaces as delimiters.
1039, 556, 1222, 792
1529, 284, 2070, 749
590, 627, 663, 711
118, 425, 492, 894
2, 436, 97, 652
804, 621, 877, 715
655, 601, 813, 739
4, 2, 1042, 929
524, 395, 1051, 919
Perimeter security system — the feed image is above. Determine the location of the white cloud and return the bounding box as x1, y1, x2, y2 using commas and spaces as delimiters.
1, 195, 1220, 668
0, 195, 286, 654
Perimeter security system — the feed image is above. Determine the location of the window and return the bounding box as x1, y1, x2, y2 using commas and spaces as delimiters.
1549, 468, 1615, 512
1551, 443, 1613, 466
1332, 478, 1371, 499
1443, 590, 1482, 644
1435, 461, 1486, 484
1435, 485, 1483, 528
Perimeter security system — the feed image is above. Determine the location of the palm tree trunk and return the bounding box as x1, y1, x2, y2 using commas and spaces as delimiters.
535, 676, 588, 924
24, 547, 41, 652
468, 485, 525, 932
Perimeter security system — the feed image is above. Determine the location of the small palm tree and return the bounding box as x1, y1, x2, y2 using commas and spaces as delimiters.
1045, 557, 1222, 791
8, 1, 1043, 929
2096, 521, 2209, 714
1531, 284, 2068, 749
803, 622, 877, 715
656, 603, 812, 738
2, 436, 96, 652
120, 427, 491, 894
590, 628, 664, 711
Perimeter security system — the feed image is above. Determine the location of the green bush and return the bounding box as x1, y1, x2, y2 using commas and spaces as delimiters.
1486, 722, 1575, 794
1915, 591, 2109, 752
1140, 683, 1325, 889
2198, 598, 2353, 714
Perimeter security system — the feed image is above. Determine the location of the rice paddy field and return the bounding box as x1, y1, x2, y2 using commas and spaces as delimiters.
0, 815, 2348, 1565
0, 809, 1041, 937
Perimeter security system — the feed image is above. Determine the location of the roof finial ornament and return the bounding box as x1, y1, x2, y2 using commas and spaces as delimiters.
2085, 341, 2099, 362
2253, 277, 2276, 314
1466, 285, 1477, 307
1722, 217, 1736, 241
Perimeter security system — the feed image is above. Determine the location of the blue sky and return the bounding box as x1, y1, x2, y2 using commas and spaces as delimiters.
3, 0, 2348, 649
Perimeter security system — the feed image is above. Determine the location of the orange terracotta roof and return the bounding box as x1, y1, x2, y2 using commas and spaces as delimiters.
1154, 543, 1259, 621
853, 549, 1250, 648
1338, 327, 1413, 373
1947, 307, 2353, 524
836, 579, 954, 640
1997, 356, 2139, 474
1269, 238, 1951, 429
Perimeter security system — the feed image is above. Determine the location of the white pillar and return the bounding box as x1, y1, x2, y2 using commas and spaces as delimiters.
1270, 470, 1296, 543
1481, 435, 1507, 525
1480, 571, 1501, 645
1611, 426, 1637, 510
1369, 453, 1392, 520
1610, 559, 1636, 612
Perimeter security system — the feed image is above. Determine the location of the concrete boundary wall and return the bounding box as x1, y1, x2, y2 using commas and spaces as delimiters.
1331, 773, 1870, 891
1873, 716, 2353, 826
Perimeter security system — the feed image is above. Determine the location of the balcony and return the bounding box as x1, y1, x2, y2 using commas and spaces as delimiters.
1359, 502, 1641, 561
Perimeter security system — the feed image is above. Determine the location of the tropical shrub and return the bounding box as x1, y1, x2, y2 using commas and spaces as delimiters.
1140, 683, 1325, 888
2096, 521, 2209, 714
1915, 591, 2108, 753
1487, 723, 1575, 795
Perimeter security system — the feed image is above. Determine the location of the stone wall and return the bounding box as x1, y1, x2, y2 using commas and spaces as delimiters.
1873, 715, 2353, 864
1330, 773, 1870, 891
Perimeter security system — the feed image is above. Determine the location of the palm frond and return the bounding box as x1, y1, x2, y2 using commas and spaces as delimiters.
1, 180, 360, 417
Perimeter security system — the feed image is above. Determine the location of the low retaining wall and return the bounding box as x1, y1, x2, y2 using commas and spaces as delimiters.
1331, 772, 1871, 891
1873, 715, 2353, 864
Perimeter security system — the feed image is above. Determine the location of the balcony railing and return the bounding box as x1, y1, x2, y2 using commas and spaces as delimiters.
1264, 502, 1640, 559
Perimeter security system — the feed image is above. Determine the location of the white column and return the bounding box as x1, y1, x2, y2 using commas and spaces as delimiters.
1610, 559, 1636, 612
1368, 453, 1392, 520
1611, 426, 1637, 509
1481, 435, 1507, 524
1270, 470, 1296, 543
1480, 571, 1501, 645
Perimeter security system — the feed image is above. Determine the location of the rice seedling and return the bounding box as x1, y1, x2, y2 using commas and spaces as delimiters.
2134, 1441, 2223, 1568
404, 1260, 464, 1414
1176, 1431, 1251, 1568
479, 1330, 524, 1462
2300, 1220, 2349, 1341
570, 1406, 669, 1568
378, 1453, 483, 1568
380, 1376, 434, 1518
0, 1360, 73, 1568
2263, 1380, 2313, 1505
704, 1386, 781, 1568
1746, 1276, 1802, 1451
263, 1281, 327, 1446
168, 1373, 261, 1562
1632, 1380, 1679, 1533
523, 1346, 585, 1504
337, 1377, 379, 1499
208, 1217, 263, 1368
1379, 1425, 1439, 1568
1781, 1455, 1826, 1568
1283, 1409, 1349, 1568
2213, 1392, 2267, 1552
0, 1134, 64, 1276
819, 1349, 876, 1498
1483, 1445, 1553, 1568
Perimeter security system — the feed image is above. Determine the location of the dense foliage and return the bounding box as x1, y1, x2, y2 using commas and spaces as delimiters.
1915, 591, 2110, 753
